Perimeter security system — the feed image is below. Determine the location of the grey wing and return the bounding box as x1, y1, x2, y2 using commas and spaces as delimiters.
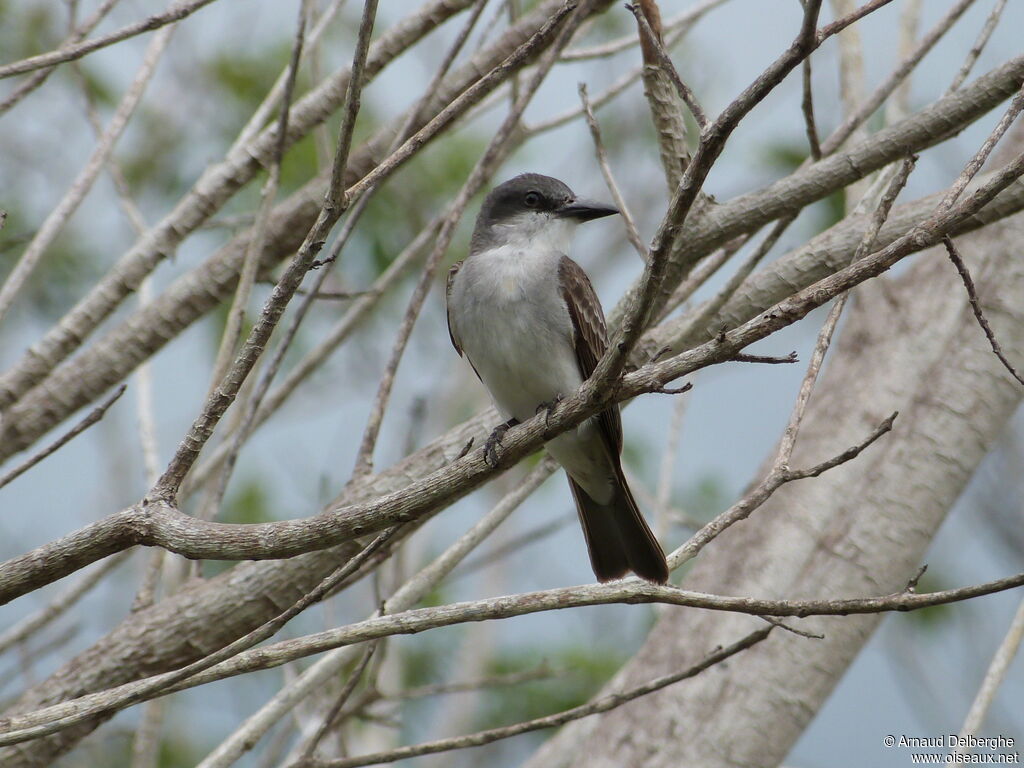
446, 259, 486, 383
557, 256, 623, 453
445, 259, 464, 356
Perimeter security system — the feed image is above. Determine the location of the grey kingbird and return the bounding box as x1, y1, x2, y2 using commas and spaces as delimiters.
446, 173, 669, 584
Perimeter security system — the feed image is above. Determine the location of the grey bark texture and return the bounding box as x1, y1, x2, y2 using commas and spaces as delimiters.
524, 212, 1024, 767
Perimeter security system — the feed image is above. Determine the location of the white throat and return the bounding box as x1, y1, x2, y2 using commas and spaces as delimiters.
482, 211, 577, 255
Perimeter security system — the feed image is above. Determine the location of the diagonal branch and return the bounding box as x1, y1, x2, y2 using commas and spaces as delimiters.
943, 235, 1024, 386
303, 628, 772, 768
3, 568, 1022, 746
0, 0, 218, 79
0, 385, 126, 492
151, 0, 382, 498
0, 25, 175, 326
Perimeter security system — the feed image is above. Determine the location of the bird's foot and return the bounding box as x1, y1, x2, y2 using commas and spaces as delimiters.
484, 418, 518, 467
535, 394, 564, 434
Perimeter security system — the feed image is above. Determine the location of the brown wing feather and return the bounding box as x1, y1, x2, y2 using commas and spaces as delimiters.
445, 260, 465, 357
557, 256, 623, 454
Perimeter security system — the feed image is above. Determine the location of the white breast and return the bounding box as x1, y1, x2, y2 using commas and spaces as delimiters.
450, 244, 583, 425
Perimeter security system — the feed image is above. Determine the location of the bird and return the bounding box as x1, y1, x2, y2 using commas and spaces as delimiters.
445, 173, 669, 584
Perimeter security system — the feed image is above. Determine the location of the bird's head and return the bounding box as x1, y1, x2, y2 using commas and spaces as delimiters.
471, 173, 619, 253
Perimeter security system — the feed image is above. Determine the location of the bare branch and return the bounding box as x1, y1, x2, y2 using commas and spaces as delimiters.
943, 235, 1024, 386
948, 0, 1008, 93
5, 566, 1022, 745
0, 0, 122, 117
0, 385, 126, 492
206, 0, 310, 397
953, 596, 1024, 757
560, 0, 729, 61
937, 82, 1024, 214
301, 628, 772, 767
0, 551, 131, 655
152, 0, 382, 497
578, 83, 647, 260
0, 25, 175, 326
0, 527, 402, 747
670, 412, 895, 570
0, 0, 217, 79
820, 0, 976, 156
297, 641, 380, 764
801, 55, 822, 160
785, 412, 897, 480
628, 1, 708, 129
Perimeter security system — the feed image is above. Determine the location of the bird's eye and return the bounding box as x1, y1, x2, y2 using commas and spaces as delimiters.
524, 191, 541, 208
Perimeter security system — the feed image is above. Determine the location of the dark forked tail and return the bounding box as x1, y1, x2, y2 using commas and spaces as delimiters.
568, 468, 669, 584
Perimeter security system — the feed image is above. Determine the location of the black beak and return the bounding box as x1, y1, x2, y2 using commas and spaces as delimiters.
555, 198, 619, 222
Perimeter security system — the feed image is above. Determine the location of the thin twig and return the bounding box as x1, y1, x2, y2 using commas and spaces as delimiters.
627, 2, 707, 130
303, 628, 772, 767
578, 83, 647, 260
760, 615, 824, 640
943, 236, 1024, 386
152, 0, 381, 497
0, 0, 217, 79
801, 55, 822, 160
947, 0, 1008, 94
0, 25, 175, 326
525, 43, 657, 135
952, 595, 1024, 757
820, 0, 976, 155
230, 0, 349, 152
0, 527, 402, 747
0, 0, 121, 117
7, 562, 1024, 742
0, 550, 131, 654
670, 412, 896, 570
0, 385, 127, 491
936, 82, 1024, 214
853, 155, 917, 259
560, 0, 729, 61
207, 0, 310, 398
775, 297, 847, 469
674, 216, 795, 344
785, 412, 898, 480
772, 154, 915, 468
298, 640, 380, 763
731, 352, 798, 365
